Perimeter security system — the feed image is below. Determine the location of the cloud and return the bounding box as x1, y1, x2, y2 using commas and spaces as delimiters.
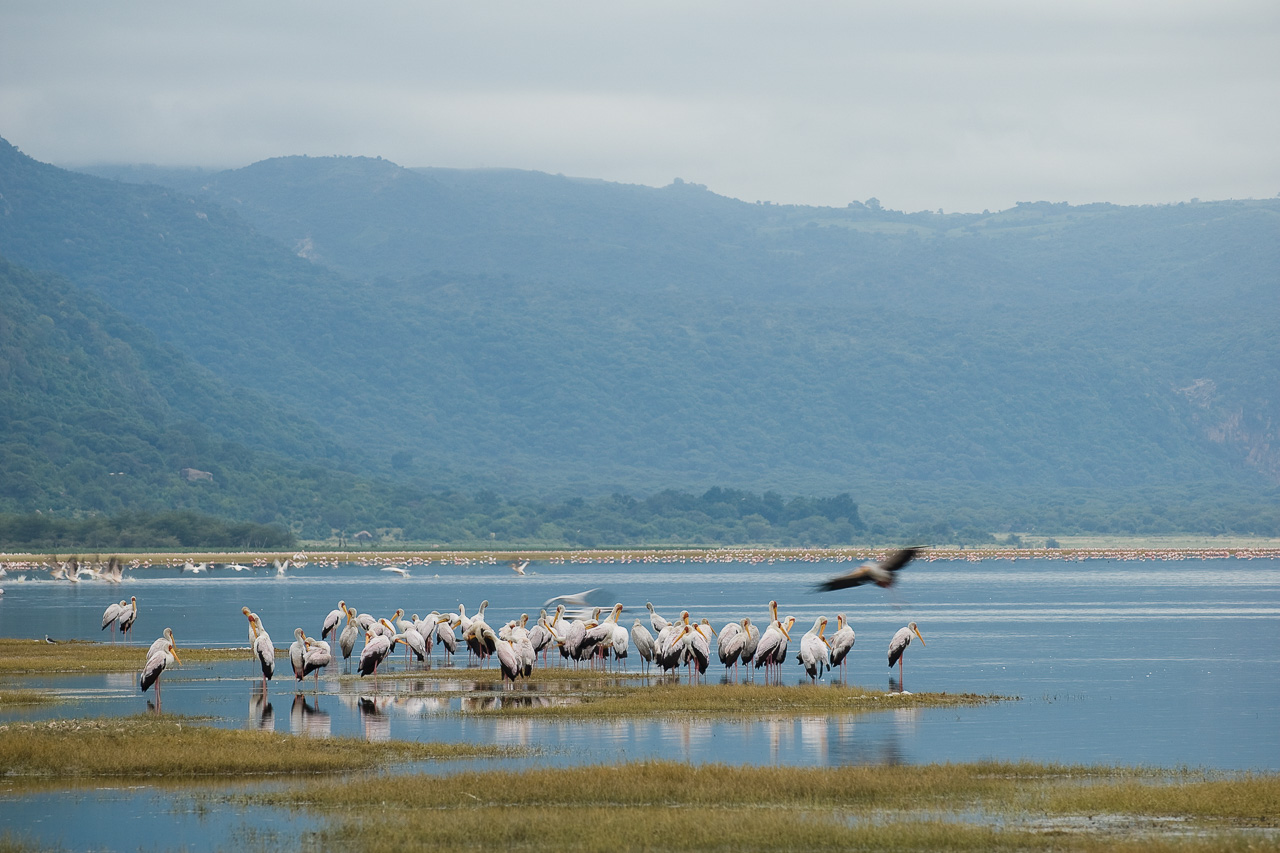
2, 0, 1277, 211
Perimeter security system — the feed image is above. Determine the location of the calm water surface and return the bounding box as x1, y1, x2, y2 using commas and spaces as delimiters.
2, 556, 1277, 851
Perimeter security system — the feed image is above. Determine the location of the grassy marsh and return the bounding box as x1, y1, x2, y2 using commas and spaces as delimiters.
0, 716, 522, 781
0, 638, 253, 675
251, 761, 1280, 852
461, 681, 1004, 719
0, 690, 58, 707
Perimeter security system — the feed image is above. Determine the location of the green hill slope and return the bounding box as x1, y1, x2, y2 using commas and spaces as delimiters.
0, 254, 364, 523
1, 140, 1273, 535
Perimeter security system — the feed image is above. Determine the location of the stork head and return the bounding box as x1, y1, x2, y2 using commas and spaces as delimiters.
909, 621, 925, 646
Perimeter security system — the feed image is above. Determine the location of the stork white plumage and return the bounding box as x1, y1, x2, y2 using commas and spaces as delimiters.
243, 606, 275, 690
147, 627, 176, 662
339, 608, 360, 669
289, 628, 308, 681
888, 621, 925, 691
829, 614, 856, 682
302, 635, 332, 688
798, 616, 831, 683
631, 619, 655, 674
322, 601, 347, 641
117, 596, 138, 642
717, 620, 746, 679
140, 639, 180, 711
101, 599, 127, 642
645, 601, 670, 634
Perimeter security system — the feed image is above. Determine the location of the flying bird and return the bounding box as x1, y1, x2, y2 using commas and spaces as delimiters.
814, 547, 920, 592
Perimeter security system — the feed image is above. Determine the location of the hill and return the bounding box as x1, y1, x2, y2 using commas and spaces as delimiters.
1, 139, 1275, 536
0, 253, 372, 527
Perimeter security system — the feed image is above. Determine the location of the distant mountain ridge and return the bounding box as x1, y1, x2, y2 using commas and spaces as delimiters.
2, 137, 1276, 537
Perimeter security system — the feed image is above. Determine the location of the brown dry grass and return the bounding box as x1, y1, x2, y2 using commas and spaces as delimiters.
0, 638, 265, 674
256, 762, 1280, 852
0, 716, 522, 781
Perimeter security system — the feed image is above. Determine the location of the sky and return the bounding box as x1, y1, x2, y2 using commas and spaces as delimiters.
1, 1, 1277, 213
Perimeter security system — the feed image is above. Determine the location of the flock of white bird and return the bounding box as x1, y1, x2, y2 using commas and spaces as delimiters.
123, 549, 928, 708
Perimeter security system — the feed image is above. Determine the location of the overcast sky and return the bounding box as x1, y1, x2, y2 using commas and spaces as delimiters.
2, 1, 1277, 212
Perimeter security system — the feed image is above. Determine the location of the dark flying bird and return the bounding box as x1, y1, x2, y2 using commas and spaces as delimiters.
814, 547, 920, 592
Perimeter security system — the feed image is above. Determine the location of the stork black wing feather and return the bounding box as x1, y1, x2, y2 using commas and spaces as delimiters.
881, 546, 921, 573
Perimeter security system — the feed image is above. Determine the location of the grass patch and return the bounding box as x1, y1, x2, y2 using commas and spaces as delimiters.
0, 639, 265, 675
251, 761, 1280, 852
461, 682, 1004, 719
0, 716, 524, 780
0, 690, 59, 707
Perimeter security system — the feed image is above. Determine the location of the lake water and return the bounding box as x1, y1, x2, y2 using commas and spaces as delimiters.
2, 555, 1277, 851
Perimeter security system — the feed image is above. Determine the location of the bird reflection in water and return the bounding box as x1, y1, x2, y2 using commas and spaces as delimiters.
358, 695, 392, 741
762, 718, 787, 764
248, 681, 274, 731
289, 693, 331, 737
798, 716, 829, 762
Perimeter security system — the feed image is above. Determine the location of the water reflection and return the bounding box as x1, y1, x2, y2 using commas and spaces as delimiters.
0, 557, 1274, 772
248, 682, 274, 731
357, 696, 392, 741
289, 693, 331, 737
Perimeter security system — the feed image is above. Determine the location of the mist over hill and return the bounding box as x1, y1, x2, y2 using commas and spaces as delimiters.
2, 138, 1277, 539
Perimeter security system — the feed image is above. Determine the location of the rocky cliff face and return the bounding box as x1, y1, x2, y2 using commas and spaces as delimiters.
1178, 379, 1279, 484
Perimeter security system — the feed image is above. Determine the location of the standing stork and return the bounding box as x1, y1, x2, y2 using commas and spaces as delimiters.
101, 599, 127, 643
645, 602, 670, 635
322, 601, 347, 641
754, 604, 795, 683
289, 628, 309, 682
829, 614, 856, 682
631, 619, 655, 675
302, 635, 332, 689
717, 620, 746, 681
243, 607, 275, 691
888, 621, 926, 691
147, 627, 177, 662
339, 608, 360, 670
117, 596, 138, 643
140, 639, 181, 711
798, 616, 831, 683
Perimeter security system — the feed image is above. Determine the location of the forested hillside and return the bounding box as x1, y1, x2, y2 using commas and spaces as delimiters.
1, 137, 1276, 540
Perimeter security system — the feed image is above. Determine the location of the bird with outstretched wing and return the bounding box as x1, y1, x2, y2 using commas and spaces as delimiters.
814, 546, 920, 592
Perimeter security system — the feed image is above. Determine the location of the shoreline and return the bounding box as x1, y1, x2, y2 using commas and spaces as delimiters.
5, 539, 1280, 567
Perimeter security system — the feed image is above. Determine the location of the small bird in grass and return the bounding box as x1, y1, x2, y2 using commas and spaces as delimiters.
814, 547, 920, 592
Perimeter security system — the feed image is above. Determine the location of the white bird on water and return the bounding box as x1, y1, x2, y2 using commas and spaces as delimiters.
117, 596, 138, 642
243, 607, 276, 690
888, 621, 925, 690
302, 634, 332, 688
798, 616, 831, 683
147, 627, 177, 661
289, 628, 309, 681
101, 599, 127, 642
140, 638, 181, 711
322, 601, 347, 641
829, 614, 856, 681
